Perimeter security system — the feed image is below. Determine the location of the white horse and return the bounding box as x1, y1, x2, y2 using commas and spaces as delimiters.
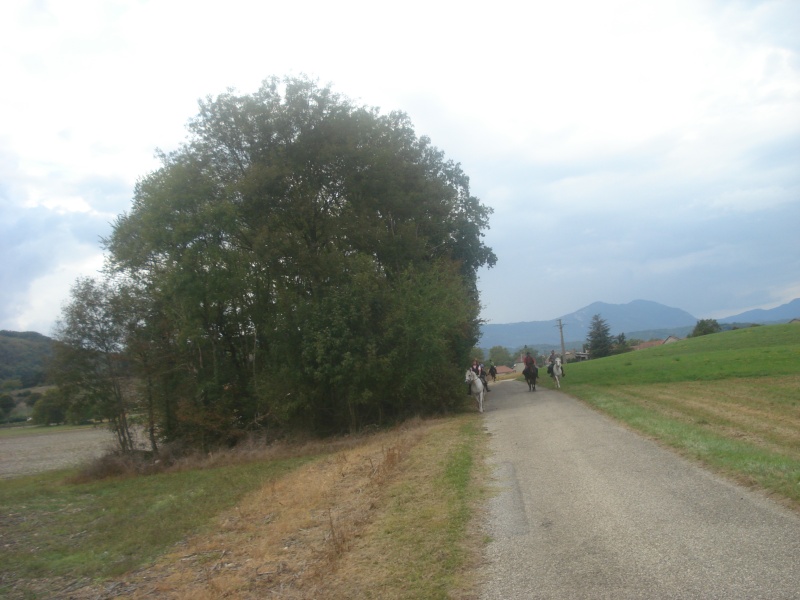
465, 369, 485, 413
551, 357, 563, 389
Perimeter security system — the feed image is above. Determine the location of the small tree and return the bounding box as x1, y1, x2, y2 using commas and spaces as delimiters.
489, 346, 514, 367
586, 314, 613, 358
31, 389, 67, 425
0, 394, 16, 421
613, 333, 632, 355
470, 347, 486, 362
52, 277, 136, 452
690, 319, 722, 337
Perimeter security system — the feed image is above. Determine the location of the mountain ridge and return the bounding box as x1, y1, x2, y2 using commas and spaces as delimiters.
479, 298, 800, 350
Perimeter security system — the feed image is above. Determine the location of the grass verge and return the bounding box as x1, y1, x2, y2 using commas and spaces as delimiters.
322, 417, 487, 600
0, 456, 314, 595
0, 415, 489, 599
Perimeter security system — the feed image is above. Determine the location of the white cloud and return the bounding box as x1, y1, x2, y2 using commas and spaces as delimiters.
1, 0, 798, 332
7, 248, 105, 335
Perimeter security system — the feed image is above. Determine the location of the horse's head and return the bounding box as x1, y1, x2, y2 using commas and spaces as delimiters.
465, 369, 475, 383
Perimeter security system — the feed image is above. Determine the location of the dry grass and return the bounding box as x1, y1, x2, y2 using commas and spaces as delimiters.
598, 376, 800, 458
66, 432, 377, 483
66, 416, 487, 599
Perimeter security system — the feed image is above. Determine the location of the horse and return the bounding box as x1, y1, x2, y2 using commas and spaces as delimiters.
522, 364, 538, 391
489, 365, 497, 382
551, 357, 564, 389
465, 369, 485, 413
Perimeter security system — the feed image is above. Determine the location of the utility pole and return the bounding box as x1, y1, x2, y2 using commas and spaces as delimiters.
556, 319, 566, 360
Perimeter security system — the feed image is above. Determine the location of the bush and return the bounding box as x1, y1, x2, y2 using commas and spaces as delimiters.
30, 389, 67, 425
690, 319, 722, 337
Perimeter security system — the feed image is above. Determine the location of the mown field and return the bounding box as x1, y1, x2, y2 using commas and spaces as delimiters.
540, 323, 800, 507
0, 323, 797, 598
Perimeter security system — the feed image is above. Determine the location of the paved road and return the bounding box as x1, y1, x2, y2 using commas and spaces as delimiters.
478, 379, 800, 599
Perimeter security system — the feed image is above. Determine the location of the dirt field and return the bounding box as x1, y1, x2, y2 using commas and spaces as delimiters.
0, 427, 117, 478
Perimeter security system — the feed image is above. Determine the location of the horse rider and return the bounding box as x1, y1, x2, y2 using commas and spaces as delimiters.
488, 360, 498, 382
547, 350, 556, 366
523, 351, 535, 370
478, 362, 491, 391
468, 359, 491, 393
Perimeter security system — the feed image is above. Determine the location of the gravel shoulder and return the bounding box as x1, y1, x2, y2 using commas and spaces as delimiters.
479, 380, 800, 599
0, 427, 116, 479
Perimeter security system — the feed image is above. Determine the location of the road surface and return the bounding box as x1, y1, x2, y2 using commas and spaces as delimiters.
478, 379, 800, 599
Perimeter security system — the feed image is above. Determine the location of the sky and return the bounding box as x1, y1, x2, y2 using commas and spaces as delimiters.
2, 0, 799, 335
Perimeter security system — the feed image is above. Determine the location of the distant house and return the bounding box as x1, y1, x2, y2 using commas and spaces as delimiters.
495, 365, 515, 375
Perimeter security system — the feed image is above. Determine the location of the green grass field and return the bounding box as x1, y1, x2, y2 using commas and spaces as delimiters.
546, 323, 800, 506
565, 323, 799, 384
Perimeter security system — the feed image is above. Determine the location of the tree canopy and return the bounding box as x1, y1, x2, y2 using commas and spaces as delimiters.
689, 319, 722, 337
56, 76, 496, 449
586, 314, 613, 358
488, 346, 515, 367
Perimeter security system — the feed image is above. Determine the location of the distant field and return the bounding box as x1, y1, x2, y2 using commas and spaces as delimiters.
0, 426, 115, 478
546, 323, 800, 507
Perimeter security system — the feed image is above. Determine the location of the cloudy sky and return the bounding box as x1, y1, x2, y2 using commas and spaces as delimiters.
2, 0, 798, 335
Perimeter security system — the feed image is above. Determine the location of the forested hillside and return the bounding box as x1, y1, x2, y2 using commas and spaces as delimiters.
0, 331, 53, 389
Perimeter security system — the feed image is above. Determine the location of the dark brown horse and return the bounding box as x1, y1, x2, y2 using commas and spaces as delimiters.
522, 365, 538, 391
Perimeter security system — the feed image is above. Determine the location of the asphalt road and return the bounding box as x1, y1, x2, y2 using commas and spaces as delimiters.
477, 379, 800, 599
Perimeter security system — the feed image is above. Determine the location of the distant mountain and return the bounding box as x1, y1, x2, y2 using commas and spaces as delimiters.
718, 298, 800, 324
479, 298, 800, 351
479, 300, 697, 350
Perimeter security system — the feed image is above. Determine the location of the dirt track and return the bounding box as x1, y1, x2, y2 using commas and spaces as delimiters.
0, 427, 116, 478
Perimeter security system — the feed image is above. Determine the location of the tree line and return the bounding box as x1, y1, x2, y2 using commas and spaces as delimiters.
48, 76, 496, 453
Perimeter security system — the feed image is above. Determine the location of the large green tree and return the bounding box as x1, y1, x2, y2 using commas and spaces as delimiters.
586, 314, 613, 359
96, 75, 495, 443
